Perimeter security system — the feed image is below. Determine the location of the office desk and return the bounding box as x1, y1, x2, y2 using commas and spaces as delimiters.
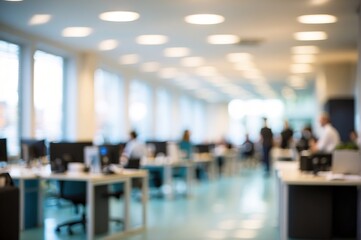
275, 161, 361, 240
142, 160, 193, 199
7, 167, 40, 231
193, 154, 217, 180
40, 169, 148, 240
9, 166, 148, 240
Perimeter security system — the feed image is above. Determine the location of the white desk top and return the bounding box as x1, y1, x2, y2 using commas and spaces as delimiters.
275, 160, 361, 186
6, 164, 147, 182
142, 160, 191, 167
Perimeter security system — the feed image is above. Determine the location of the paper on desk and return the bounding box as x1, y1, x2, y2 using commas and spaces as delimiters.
326, 172, 361, 181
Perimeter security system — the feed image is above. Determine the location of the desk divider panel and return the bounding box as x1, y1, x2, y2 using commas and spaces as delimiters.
288, 185, 332, 239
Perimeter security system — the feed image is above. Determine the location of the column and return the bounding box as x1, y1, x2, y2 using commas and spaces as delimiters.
75, 52, 97, 141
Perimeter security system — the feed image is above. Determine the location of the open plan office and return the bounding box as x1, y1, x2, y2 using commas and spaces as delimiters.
0, 0, 361, 240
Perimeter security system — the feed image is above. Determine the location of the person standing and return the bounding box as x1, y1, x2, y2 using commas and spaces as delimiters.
260, 118, 273, 175
179, 129, 193, 160
280, 120, 294, 149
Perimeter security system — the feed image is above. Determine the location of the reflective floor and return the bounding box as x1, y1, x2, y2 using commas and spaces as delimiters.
21, 166, 279, 240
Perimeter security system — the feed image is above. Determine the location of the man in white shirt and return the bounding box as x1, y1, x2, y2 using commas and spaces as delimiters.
121, 130, 146, 166
311, 112, 340, 153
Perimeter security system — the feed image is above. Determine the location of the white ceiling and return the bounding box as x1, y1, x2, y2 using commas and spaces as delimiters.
0, 0, 359, 102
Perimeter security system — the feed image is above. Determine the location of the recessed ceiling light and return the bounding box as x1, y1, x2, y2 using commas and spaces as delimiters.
119, 54, 139, 64
290, 64, 313, 73
163, 47, 190, 57
140, 62, 160, 72
243, 69, 263, 79
207, 34, 240, 44
195, 66, 218, 76
99, 11, 139, 22
297, 14, 337, 24
294, 31, 327, 41
291, 46, 320, 54
159, 68, 178, 78
62, 27, 93, 37
184, 14, 225, 25
310, 0, 329, 5
98, 39, 118, 51
292, 55, 316, 63
234, 62, 256, 71
136, 35, 168, 45
180, 57, 204, 67
226, 53, 253, 63
29, 14, 52, 25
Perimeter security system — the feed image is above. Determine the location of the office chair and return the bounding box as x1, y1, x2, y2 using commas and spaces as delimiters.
55, 181, 87, 235
104, 158, 141, 226
0, 173, 19, 239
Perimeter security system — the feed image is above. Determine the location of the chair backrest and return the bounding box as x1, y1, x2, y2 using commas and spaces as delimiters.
58, 181, 86, 204
0, 172, 14, 187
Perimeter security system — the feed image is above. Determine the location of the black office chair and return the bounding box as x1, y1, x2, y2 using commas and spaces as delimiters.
104, 158, 141, 226
55, 181, 87, 235
0, 173, 19, 240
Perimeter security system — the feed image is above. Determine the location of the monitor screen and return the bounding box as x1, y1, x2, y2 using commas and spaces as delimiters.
98, 143, 126, 164
49, 141, 93, 163
49, 141, 93, 173
194, 144, 213, 153
20, 139, 47, 160
146, 141, 167, 157
0, 138, 7, 161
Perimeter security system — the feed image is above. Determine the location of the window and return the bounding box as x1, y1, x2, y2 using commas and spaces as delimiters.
193, 100, 206, 143
129, 80, 153, 141
33, 50, 64, 141
228, 99, 285, 144
0, 40, 20, 155
94, 69, 125, 143
179, 95, 192, 131
155, 88, 172, 140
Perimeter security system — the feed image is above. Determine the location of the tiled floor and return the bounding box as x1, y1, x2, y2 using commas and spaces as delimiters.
21, 166, 279, 240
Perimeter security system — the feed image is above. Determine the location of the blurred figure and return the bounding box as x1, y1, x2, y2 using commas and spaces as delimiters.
214, 138, 229, 175
260, 117, 273, 175
179, 129, 193, 160
296, 125, 314, 152
120, 130, 146, 167
280, 120, 294, 149
240, 133, 255, 167
348, 129, 360, 149
310, 112, 340, 153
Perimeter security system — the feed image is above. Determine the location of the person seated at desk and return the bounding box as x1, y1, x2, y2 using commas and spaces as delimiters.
240, 134, 256, 167
296, 125, 315, 152
120, 130, 146, 167
310, 112, 340, 153
349, 129, 361, 149
280, 120, 294, 149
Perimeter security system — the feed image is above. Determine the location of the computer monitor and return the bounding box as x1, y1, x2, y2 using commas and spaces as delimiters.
194, 144, 213, 153
49, 141, 93, 173
0, 138, 7, 162
146, 141, 167, 157
20, 139, 47, 161
98, 143, 125, 164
